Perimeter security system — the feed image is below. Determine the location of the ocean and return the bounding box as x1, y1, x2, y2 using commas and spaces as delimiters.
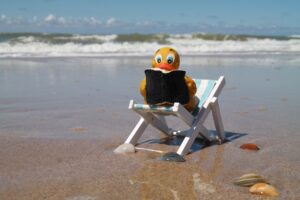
0, 32, 300, 57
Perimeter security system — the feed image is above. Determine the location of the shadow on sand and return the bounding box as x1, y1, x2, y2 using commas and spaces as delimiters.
138, 131, 247, 154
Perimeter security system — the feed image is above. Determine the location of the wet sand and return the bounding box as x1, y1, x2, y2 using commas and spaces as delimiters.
1, 55, 300, 199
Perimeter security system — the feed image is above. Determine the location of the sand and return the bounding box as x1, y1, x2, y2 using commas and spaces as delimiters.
0, 55, 300, 199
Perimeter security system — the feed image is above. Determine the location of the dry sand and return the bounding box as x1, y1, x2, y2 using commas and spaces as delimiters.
1, 56, 300, 199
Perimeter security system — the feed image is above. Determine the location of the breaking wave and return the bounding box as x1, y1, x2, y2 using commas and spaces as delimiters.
0, 32, 300, 57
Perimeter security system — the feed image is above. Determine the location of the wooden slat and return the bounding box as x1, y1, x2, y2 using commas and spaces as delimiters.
133, 109, 171, 135
173, 103, 194, 126
211, 97, 225, 141
125, 117, 149, 144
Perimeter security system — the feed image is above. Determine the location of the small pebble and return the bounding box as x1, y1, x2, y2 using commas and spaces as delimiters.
71, 127, 87, 133
114, 143, 136, 154
256, 106, 267, 112
240, 143, 260, 151
159, 152, 185, 162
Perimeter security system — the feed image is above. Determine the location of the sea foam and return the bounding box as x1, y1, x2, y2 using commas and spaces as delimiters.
0, 33, 299, 57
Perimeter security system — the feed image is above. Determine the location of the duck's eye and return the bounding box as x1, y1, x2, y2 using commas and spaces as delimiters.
166, 54, 175, 64
155, 54, 162, 64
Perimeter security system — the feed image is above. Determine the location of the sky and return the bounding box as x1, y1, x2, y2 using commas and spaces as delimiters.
0, 0, 300, 35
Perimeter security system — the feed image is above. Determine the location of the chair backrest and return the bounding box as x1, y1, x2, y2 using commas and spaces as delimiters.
132, 77, 223, 115
193, 79, 217, 108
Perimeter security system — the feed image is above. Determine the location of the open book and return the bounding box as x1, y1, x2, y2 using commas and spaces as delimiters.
145, 69, 189, 105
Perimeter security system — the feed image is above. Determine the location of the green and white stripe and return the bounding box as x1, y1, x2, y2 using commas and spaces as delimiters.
194, 79, 217, 108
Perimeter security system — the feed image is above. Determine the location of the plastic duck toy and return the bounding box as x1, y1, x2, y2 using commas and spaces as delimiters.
140, 47, 198, 112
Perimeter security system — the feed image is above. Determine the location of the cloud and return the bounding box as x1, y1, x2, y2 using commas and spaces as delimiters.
41, 14, 102, 26
44, 14, 56, 22
0, 13, 300, 35
32, 16, 38, 22
106, 17, 116, 25
105, 17, 125, 27
1, 14, 6, 21
86, 17, 101, 25
57, 17, 66, 25
0, 14, 25, 25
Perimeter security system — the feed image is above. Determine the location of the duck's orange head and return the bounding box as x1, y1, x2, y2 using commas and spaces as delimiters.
151, 47, 180, 71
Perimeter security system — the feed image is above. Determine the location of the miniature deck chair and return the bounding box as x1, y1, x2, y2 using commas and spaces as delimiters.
122, 76, 226, 157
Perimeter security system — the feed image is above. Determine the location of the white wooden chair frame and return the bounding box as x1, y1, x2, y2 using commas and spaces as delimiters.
123, 76, 226, 156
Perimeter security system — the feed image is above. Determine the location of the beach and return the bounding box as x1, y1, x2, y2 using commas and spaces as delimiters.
1, 55, 300, 199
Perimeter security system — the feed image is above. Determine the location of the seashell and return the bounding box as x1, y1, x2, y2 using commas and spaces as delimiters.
249, 183, 279, 197
159, 152, 185, 162
240, 143, 260, 151
233, 173, 267, 187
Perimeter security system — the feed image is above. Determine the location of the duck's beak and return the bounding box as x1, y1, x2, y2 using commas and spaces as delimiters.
157, 63, 174, 71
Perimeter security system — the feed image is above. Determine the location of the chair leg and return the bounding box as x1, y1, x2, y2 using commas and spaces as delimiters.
125, 117, 149, 145
211, 97, 225, 141
176, 124, 204, 156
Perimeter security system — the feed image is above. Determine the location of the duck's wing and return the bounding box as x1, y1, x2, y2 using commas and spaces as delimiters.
184, 75, 197, 96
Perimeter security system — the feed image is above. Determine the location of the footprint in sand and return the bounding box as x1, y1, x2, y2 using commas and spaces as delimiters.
240, 96, 251, 101
280, 97, 288, 102
234, 111, 249, 116
193, 173, 216, 195
65, 195, 96, 200
71, 127, 87, 133
256, 106, 268, 112
129, 179, 180, 200
96, 107, 105, 112
225, 86, 237, 91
